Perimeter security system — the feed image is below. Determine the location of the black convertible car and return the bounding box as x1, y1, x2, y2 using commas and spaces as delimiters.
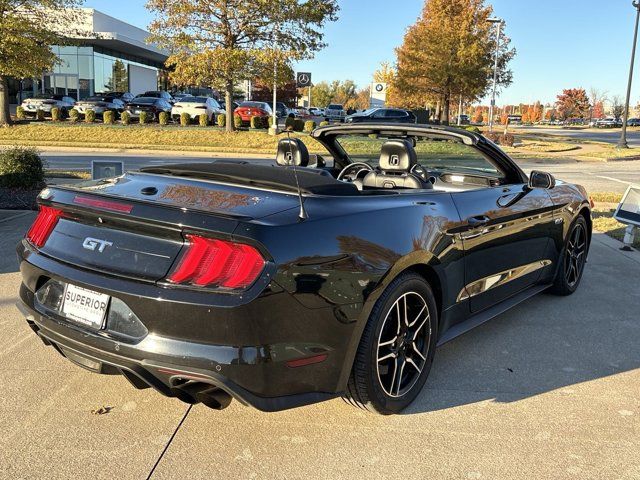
16, 124, 591, 414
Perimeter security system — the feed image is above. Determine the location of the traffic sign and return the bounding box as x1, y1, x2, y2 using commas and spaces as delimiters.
297, 72, 312, 87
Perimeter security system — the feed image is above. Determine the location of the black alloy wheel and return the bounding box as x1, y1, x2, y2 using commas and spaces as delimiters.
551, 216, 588, 295
345, 273, 438, 414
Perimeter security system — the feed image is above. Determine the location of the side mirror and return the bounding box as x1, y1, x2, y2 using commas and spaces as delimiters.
528, 170, 556, 189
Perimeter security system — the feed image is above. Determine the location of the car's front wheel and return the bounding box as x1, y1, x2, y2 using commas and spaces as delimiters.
345, 273, 438, 414
550, 216, 588, 295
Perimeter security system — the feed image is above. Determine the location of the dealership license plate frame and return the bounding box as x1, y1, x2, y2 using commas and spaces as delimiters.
61, 283, 110, 330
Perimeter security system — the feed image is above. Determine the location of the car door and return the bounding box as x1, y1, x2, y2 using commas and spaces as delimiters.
452, 183, 555, 312
371, 109, 387, 122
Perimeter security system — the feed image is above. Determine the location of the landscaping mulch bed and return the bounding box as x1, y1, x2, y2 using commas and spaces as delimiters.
0, 187, 39, 210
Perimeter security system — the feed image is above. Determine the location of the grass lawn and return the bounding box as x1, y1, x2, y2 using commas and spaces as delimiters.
0, 123, 324, 154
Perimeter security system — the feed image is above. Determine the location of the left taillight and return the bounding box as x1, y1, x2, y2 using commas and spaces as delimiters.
26, 205, 64, 247
166, 234, 266, 290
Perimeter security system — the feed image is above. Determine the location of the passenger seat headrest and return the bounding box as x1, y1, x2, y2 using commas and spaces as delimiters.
379, 139, 418, 171
276, 138, 310, 167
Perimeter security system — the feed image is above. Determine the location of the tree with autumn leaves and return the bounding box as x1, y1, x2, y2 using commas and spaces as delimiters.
147, 0, 338, 132
394, 0, 515, 124
555, 88, 591, 120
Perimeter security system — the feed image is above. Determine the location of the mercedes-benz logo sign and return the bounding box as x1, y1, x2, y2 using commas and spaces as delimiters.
297, 72, 311, 87
375, 83, 384, 92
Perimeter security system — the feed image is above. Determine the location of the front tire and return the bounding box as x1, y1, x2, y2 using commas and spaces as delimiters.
345, 273, 438, 414
550, 216, 588, 295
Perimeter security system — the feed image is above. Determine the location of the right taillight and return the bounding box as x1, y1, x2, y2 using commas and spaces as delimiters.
26, 205, 64, 247
167, 234, 265, 290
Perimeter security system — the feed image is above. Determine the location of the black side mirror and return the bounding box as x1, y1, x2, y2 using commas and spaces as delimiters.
528, 170, 556, 189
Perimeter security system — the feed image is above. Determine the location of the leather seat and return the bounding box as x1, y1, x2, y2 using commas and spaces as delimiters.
362, 139, 432, 190
276, 138, 328, 173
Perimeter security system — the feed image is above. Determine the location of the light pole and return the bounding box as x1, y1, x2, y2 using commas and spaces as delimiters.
487, 17, 503, 132
618, 1, 640, 148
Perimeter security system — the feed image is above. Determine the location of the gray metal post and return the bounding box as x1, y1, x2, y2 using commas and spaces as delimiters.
488, 18, 503, 133
618, 1, 640, 149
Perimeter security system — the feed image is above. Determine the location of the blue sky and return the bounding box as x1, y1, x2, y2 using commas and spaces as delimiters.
85, 0, 640, 105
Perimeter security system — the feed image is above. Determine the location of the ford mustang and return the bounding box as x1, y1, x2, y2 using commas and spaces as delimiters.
16, 124, 591, 414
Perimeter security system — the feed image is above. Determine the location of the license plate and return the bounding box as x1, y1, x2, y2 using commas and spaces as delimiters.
61, 284, 110, 330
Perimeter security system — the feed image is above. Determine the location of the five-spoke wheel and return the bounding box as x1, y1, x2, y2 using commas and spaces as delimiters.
551, 215, 589, 295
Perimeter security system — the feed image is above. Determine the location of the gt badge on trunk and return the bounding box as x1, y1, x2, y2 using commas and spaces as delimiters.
83, 237, 113, 253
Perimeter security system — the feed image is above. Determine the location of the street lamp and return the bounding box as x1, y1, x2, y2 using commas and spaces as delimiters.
618, 1, 640, 148
487, 17, 504, 133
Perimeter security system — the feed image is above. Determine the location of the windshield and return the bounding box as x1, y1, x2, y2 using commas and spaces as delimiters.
327, 105, 343, 110
336, 134, 502, 177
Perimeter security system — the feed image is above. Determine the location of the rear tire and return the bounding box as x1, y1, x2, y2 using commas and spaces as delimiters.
549, 216, 588, 296
345, 273, 438, 414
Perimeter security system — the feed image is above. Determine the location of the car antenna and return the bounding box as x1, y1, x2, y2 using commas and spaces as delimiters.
284, 127, 309, 221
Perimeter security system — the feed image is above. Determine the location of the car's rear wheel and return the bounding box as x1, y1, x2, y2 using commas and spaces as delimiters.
345, 273, 437, 414
550, 216, 588, 295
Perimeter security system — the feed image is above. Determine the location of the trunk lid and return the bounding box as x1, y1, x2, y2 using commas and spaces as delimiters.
35, 170, 299, 281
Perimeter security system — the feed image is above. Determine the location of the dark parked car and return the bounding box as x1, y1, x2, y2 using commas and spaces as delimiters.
75, 95, 126, 117
627, 118, 640, 127
276, 102, 289, 118
16, 123, 591, 414
136, 90, 175, 104
101, 91, 135, 103
124, 97, 172, 121
346, 108, 416, 124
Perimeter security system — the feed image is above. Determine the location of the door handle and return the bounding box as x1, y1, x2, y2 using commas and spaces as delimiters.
467, 215, 490, 228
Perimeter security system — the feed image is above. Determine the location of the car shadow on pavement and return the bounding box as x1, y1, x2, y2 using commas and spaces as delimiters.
0, 212, 35, 274
403, 235, 640, 415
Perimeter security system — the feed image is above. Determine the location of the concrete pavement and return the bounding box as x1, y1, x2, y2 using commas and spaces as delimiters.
1, 209, 638, 479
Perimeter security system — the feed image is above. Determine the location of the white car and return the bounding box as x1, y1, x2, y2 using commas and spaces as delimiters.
21, 94, 75, 117
308, 107, 324, 116
325, 104, 346, 121
171, 96, 224, 123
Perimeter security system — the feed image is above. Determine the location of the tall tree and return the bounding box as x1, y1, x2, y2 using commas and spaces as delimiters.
0, 0, 82, 125
394, 0, 515, 124
556, 88, 591, 120
310, 81, 333, 108
147, 0, 338, 132
611, 95, 625, 120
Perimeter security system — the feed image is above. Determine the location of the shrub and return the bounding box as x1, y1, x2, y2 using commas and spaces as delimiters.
120, 111, 131, 125
293, 119, 305, 132
139, 111, 151, 124
159, 111, 170, 125
180, 112, 191, 126
68, 108, 80, 123
217, 113, 226, 128
250, 116, 262, 129
500, 132, 515, 147
284, 116, 296, 130
103, 110, 116, 125
319, 120, 330, 127
16, 106, 26, 120
304, 120, 316, 133
36, 109, 45, 121
85, 109, 96, 123
0, 147, 45, 189
50, 107, 61, 122
234, 114, 243, 129
199, 113, 209, 127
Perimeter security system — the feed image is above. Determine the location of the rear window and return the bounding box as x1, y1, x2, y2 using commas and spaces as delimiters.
240, 102, 267, 109
84, 96, 108, 101
133, 97, 156, 104
327, 104, 343, 110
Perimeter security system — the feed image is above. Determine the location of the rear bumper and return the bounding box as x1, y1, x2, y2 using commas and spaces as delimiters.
17, 246, 354, 411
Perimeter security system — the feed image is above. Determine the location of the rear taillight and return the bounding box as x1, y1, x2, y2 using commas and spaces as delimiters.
194, 105, 206, 109
26, 205, 64, 247
167, 235, 265, 289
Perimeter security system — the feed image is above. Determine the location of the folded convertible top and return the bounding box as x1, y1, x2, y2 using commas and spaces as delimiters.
140, 162, 359, 196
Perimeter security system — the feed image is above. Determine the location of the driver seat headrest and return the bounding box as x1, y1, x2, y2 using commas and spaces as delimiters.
276, 138, 310, 167
379, 139, 417, 172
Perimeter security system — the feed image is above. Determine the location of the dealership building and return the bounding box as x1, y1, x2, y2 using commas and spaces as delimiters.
8, 8, 169, 103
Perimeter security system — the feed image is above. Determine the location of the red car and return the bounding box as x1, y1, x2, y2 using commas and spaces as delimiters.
234, 101, 273, 124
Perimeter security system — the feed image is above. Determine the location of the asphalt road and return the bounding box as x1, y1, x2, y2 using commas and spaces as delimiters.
42, 150, 640, 194
1, 211, 639, 479
513, 125, 640, 147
